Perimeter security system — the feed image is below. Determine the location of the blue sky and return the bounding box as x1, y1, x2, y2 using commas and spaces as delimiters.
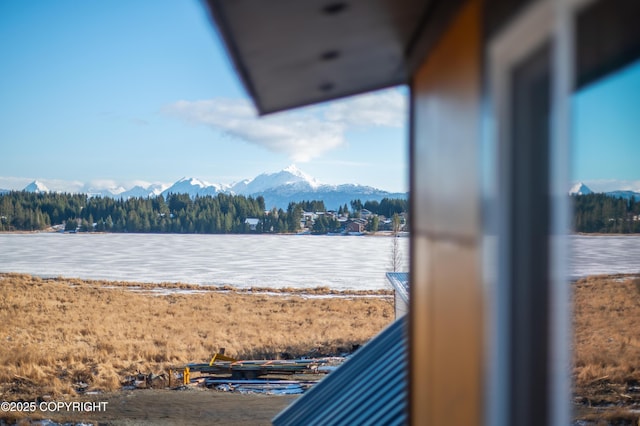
0, 0, 408, 193
572, 57, 640, 192
0, 1, 638, 194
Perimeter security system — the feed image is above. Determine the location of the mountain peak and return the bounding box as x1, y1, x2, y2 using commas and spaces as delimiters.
232, 165, 322, 195
162, 177, 225, 198
177, 177, 208, 187
280, 165, 321, 187
283, 164, 303, 176
7, 167, 406, 209
24, 180, 49, 193
570, 182, 593, 195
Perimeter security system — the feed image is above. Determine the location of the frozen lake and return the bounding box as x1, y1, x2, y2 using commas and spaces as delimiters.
0, 233, 409, 291
0, 233, 637, 290
571, 235, 640, 279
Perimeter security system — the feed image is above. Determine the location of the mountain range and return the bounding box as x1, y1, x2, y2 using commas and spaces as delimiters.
13, 165, 407, 210
8, 175, 639, 209
569, 182, 640, 200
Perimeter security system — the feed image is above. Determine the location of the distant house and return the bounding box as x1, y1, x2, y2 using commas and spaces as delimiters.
345, 220, 364, 234
379, 218, 394, 231
359, 209, 373, 219
244, 218, 259, 231
399, 213, 408, 230
301, 211, 316, 228
302, 211, 315, 220
386, 272, 409, 319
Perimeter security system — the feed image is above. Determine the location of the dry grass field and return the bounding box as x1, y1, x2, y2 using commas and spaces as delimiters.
573, 274, 640, 424
574, 274, 640, 384
0, 273, 393, 403
3, 272, 640, 424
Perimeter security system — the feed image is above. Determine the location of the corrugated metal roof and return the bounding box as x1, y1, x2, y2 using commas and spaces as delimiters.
273, 315, 408, 426
386, 272, 409, 304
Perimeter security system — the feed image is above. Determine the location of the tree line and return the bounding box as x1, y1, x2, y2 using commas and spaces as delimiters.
573, 193, 640, 233
349, 198, 408, 218
0, 191, 408, 234
4, 191, 639, 234
0, 191, 282, 233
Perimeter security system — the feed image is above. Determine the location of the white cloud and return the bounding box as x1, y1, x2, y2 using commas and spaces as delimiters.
163, 88, 406, 162
324, 89, 407, 127
0, 177, 32, 191
164, 98, 343, 162
85, 179, 122, 190
582, 179, 640, 193
0, 177, 86, 193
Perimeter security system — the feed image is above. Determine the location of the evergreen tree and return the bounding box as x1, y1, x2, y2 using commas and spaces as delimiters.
366, 216, 379, 232
287, 203, 302, 232
65, 218, 78, 232
392, 213, 402, 233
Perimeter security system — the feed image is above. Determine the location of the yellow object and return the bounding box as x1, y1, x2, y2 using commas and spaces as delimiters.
183, 367, 190, 385
209, 352, 237, 366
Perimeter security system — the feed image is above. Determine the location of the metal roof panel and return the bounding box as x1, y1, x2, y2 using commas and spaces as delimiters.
386, 272, 410, 304
273, 315, 408, 426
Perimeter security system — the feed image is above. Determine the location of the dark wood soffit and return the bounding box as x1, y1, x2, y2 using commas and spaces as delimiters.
576, 0, 640, 90
482, 0, 535, 40
204, 0, 466, 115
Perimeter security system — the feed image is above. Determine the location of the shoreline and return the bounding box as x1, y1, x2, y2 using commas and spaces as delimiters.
0, 229, 408, 236
4, 230, 640, 237
0, 272, 394, 297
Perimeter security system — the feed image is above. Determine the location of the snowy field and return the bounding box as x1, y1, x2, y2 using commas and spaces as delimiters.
571, 235, 640, 279
0, 233, 637, 290
0, 233, 409, 291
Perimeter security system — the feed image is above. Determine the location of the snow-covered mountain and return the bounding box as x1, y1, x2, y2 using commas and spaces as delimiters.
9, 173, 640, 210
81, 183, 167, 199
232, 165, 321, 195
152, 166, 406, 209
569, 182, 640, 201
119, 184, 166, 199
5, 167, 408, 209
84, 186, 126, 198
129, 166, 407, 209
258, 183, 405, 210
605, 190, 640, 201
228, 165, 405, 209
23, 180, 49, 193
161, 177, 229, 198
569, 182, 593, 195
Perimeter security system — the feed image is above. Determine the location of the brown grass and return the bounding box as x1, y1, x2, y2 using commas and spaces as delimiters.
578, 408, 640, 426
5, 271, 640, 423
0, 273, 393, 401
574, 274, 640, 385
573, 274, 640, 424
